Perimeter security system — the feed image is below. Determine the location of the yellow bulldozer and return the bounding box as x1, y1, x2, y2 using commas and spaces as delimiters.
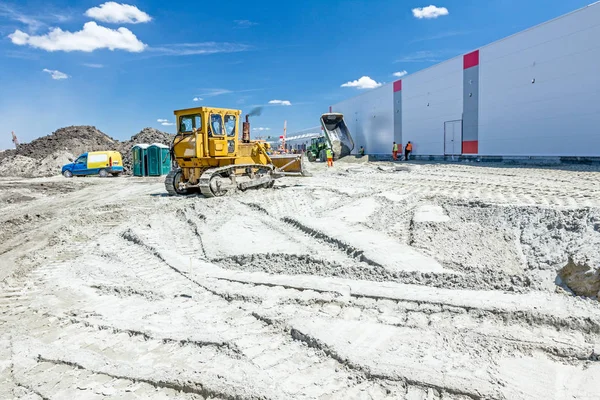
165, 106, 304, 197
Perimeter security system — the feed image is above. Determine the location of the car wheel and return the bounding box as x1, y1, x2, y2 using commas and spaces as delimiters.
99, 169, 108, 177
63, 170, 73, 178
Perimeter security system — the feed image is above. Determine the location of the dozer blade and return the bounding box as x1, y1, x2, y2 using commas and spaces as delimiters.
270, 154, 305, 175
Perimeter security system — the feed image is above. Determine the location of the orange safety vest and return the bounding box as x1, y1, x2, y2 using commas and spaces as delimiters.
406, 143, 413, 151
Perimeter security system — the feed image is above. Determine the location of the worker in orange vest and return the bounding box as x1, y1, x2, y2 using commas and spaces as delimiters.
392, 142, 398, 161
326, 148, 333, 167
405, 141, 413, 161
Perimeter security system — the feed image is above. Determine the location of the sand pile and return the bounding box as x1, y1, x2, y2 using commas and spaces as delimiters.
0, 126, 115, 162
0, 151, 75, 178
0, 126, 173, 177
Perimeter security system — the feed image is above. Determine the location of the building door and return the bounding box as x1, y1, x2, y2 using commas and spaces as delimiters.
444, 120, 463, 156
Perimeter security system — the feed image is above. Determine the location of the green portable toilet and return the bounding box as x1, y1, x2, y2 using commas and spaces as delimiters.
159, 144, 172, 175
132, 144, 150, 176
147, 143, 171, 176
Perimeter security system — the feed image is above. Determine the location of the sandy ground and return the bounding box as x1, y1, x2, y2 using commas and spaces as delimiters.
1, 160, 600, 399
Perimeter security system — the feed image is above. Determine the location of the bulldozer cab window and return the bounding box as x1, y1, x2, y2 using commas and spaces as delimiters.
225, 115, 236, 137
209, 114, 223, 137
179, 115, 201, 134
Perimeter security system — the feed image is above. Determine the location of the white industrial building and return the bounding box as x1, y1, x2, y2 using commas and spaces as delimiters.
331, 2, 600, 160
265, 127, 322, 152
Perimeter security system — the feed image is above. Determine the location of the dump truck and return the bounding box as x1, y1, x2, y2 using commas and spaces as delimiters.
165, 106, 303, 197
320, 113, 354, 160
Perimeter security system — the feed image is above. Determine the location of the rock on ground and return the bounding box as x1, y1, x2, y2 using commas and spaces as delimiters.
558, 258, 600, 298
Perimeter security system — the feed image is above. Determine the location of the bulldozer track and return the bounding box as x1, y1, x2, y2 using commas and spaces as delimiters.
24, 230, 414, 399
3, 222, 599, 400
164, 168, 180, 196
199, 164, 274, 198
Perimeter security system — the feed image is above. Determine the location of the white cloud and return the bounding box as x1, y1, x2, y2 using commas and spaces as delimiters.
43, 68, 68, 80
412, 5, 449, 19
157, 119, 174, 126
393, 70, 408, 78
269, 100, 292, 106
157, 119, 168, 123
341, 76, 382, 90
395, 49, 463, 63
0, 3, 71, 33
252, 127, 271, 131
234, 20, 258, 28
85, 2, 151, 24
193, 97, 203, 101
8, 21, 146, 52
192, 88, 261, 99
395, 50, 441, 63
83, 63, 104, 68
149, 42, 251, 56
200, 89, 232, 97
410, 30, 469, 43
1, 9, 43, 32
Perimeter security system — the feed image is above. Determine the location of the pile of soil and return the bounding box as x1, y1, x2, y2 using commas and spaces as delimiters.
0, 126, 115, 163
0, 126, 173, 177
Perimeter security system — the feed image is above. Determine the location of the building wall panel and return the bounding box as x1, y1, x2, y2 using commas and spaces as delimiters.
479, 4, 600, 156
331, 3, 600, 158
332, 85, 393, 154
402, 58, 463, 156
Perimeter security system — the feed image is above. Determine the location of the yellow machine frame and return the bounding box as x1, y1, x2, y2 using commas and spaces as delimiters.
168, 106, 303, 197
173, 107, 273, 182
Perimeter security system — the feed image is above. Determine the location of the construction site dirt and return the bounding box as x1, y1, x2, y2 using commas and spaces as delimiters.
1, 160, 600, 399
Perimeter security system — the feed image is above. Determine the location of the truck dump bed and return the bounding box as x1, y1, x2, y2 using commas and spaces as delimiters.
320, 113, 354, 159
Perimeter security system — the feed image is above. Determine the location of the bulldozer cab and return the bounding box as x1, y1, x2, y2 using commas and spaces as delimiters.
174, 107, 242, 159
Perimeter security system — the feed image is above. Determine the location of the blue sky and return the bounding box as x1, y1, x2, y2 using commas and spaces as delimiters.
0, 0, 593, 149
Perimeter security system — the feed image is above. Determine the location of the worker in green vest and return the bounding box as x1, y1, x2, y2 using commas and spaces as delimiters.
392, 142, 399, 161
326, 148, 333, 167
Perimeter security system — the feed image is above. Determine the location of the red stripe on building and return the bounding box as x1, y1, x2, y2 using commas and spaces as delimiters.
463, 50, 479, 70
393, 80, 402, 92
462, 140, 479, 154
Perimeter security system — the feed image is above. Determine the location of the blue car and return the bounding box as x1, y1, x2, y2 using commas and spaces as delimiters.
62, 151, 124, 177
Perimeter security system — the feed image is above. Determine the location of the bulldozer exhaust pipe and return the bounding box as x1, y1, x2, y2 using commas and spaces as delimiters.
242, 114, 250, 143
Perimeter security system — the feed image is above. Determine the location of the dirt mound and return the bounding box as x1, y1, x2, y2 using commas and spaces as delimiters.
0, 126, 173, 177
0, 151, 74, 178
1, 126, 115, 162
